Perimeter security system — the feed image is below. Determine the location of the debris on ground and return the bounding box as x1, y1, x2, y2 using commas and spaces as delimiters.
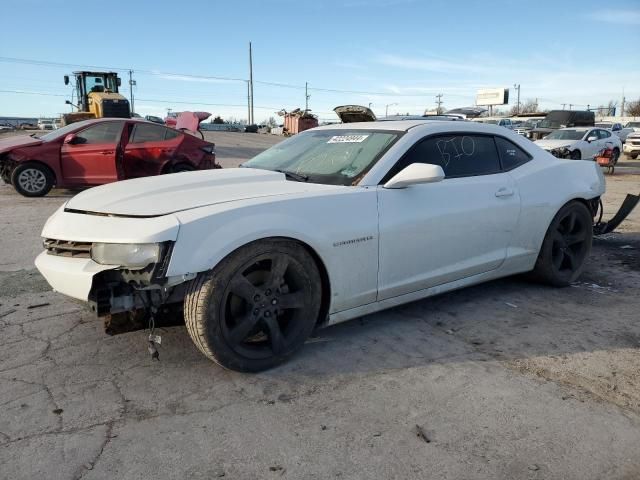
413, 424, 431, 443
27, 302, 50, 309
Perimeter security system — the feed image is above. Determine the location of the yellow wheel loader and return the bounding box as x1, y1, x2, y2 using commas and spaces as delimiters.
62, 71, 131, 125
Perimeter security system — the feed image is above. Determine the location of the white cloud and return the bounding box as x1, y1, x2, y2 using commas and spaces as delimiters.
587, 9, 640, 25
376, 53, 485, 74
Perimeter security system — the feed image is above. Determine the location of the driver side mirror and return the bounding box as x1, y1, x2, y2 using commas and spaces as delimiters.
586, 135, 597, 143
383, 163, 445, 189
63, 133, 81, 145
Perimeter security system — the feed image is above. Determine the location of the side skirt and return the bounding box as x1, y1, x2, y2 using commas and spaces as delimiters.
325, 255, 536, 327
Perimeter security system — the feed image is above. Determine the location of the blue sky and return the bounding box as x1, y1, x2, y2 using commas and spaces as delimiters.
1, 0, 639, 122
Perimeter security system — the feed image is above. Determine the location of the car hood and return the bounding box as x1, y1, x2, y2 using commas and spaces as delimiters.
64, 168, 342, 217
0, 135, 43, 154
333, 105, 377, 123
535, 139, 576, 150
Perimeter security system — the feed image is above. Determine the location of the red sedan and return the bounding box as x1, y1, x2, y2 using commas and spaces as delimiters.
0, 118, 218, 197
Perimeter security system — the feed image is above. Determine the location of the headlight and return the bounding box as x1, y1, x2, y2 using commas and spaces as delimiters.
91, 243, 161, 268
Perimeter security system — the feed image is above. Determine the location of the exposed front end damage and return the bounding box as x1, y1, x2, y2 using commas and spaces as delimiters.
0, 153, 17, 184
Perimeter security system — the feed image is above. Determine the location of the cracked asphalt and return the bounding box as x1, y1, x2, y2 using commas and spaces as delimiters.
1, 131, 639, 479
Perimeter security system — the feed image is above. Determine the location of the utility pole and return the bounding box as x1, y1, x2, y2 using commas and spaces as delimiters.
247, 81, 251, 125
435, 93, 443, 114
569, 104, 573, 110
561, 104, 566, 110
128, 70, 136, 115
248, 42, 254, 124
305, 82, 310, 112
621, 95, 626, 118
385, 103, 398, 118
513, 84, 520, 115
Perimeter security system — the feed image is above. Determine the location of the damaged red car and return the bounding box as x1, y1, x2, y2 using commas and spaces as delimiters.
0, 118, 218, 197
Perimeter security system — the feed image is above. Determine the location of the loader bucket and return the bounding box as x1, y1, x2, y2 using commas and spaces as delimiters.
594, 193, 640, 236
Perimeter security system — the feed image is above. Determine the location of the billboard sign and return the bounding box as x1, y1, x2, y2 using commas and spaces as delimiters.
476, 88, 509, 106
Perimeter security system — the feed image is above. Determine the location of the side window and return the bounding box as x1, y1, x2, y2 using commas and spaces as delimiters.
164, 128, 180, 140
392, 135, 501, 179
130, 123, 171, 143
75, 121, 124, 144
494, 137, 531, 170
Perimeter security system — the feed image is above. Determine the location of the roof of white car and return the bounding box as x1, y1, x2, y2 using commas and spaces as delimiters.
314, 120, 515, 136
314, 120, 432, 131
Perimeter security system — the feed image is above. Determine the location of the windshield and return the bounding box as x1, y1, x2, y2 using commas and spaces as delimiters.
243, 129, 400, 186
482, 120, 499, 124
544, 129, 585, 140
38, 119, 96, 141
538, 117, 566, 129
625, 122, 640, 128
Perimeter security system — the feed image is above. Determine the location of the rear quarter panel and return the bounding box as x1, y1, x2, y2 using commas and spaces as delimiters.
168, 187, 379, 314
508, 152, 604, 259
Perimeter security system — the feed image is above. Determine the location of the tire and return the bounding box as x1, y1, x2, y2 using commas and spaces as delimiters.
11, 162, 54, 197
169, 163, 195, 173
531, 201, 593, 287
611, 148, 620, 165
570, 149, 581, 160
630, 153, 638, 160
184, 238, 322, 372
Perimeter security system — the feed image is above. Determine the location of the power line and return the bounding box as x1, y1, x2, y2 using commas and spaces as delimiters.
0, 88, 282, 111
0, 55, 468, 99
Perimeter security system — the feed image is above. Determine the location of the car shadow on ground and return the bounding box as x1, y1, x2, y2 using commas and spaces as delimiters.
254, 235, 640, 392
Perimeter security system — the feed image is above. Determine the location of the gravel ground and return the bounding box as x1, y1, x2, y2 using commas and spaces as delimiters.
0, 130, 639, 479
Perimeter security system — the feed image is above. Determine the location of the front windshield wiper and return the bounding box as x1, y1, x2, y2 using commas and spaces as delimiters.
274, 169, 309, 182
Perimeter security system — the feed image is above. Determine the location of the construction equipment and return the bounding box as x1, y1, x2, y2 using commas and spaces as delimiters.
62, 71, 130, 125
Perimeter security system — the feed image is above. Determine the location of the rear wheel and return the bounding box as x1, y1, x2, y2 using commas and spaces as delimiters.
11, 162, 54, 197
531, 201, 593, 286
611, 148, 620, 165
184, 239, 322, 372
169, 163, 195, 173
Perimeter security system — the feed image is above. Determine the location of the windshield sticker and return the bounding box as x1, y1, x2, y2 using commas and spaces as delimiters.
327, 135, 369, 144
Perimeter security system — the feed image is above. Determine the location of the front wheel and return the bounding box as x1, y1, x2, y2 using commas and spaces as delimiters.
611, 148, 620, 165
531, 201, 593, 286
11, 162, 54, 197
570, 149, 581, 160
184, 239, 322, 372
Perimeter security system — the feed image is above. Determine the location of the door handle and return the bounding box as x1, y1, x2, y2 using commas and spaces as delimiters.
100, 150, 115, 155
495, 187, 514, 198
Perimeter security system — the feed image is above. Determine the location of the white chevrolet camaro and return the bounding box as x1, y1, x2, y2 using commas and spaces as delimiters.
36, 120, 605, 371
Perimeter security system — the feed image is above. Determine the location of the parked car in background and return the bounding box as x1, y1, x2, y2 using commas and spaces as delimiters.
0, 122, 15, 131
595, 122, 623, 132
0, 118, 218, 197
528, 110, 595, 140
513, 118, 544, 136
19, 122, 37, 130
535, 127, 622, 161
476, 118, 513, 129
145, 115, 165, 125
37, 119, 55, 130
624, 121, 640, 131
35, 120, 604, 371
623, 132, 640, 159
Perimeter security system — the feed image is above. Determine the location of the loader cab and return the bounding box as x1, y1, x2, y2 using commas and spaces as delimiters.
64, 71, 129, 122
